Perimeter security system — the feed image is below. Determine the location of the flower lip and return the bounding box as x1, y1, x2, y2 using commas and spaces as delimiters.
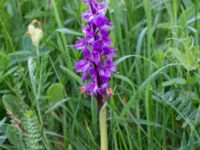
82, 13, 94, 22
75, 39, 87, 50
75, 59, 90, 73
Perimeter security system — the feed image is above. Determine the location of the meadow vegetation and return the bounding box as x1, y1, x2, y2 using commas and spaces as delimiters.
0, 0, 200, 149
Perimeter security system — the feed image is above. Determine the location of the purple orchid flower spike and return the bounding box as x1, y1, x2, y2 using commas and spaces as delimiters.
75, 0, 117, 108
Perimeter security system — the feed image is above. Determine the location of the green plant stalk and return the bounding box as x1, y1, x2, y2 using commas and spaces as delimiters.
136, 101, 142, 150
109, 0, 126, 74
27, 43, 50, 150
143, 0, 153, 148
145, 85, 152, 149
99, 104, 108, 150
52, 0, 78, 98
37, 59, 51, 150
52, 0, 72, 69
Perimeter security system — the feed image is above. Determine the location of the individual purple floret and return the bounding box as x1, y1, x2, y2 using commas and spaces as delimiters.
75, 0, 116, 107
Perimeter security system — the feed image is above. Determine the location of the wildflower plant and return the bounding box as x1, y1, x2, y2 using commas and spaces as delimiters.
75, 0, 117, 108
75, 0, 116, 149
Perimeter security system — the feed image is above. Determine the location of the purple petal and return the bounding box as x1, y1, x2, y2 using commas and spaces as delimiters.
88, 68, 97, 79
103, 46, 117, 57
90, 52, 101, 65
92, 41, 103, 53
101, 82, 109, 89
105, 60, 117, 72
82, 72, 88, 82
97, 2, 107, 14
75, 39, 87, 50
99, 69, 105, 76
83, 48, 90, 57
100, 28, 109, 37
86, 82, 98, 95
99, 28, 112, 45
75, 59, 90, 72
94, 15, 110, 27
83, 0, 90, 2
82, 13, 94, 22
101, 69, 111, 78
97, 88, 104, 95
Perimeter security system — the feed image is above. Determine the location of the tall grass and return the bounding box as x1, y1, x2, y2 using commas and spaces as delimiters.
0, 0, 200, 149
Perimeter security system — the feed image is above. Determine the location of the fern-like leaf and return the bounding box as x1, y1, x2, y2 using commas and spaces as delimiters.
22, 110, 44, 150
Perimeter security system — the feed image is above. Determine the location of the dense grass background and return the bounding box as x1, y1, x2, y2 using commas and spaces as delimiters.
0, 0, 200, 149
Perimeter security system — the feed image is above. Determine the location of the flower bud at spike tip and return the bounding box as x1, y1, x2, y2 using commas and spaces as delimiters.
27, 19, 43, 48
74, 0, 117, 108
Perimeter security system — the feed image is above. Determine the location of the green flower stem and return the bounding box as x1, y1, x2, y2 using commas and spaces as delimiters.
36, 45, 40, 57
99, 104, 108, 150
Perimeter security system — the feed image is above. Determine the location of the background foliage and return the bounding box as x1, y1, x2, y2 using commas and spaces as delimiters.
0, 0, 200, 149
